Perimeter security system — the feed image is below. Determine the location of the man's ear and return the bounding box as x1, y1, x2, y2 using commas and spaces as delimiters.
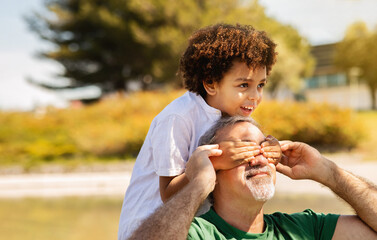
203, 80, 218, 96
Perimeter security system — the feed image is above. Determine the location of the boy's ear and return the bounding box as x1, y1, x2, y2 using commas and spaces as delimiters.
203, 80, 218, 96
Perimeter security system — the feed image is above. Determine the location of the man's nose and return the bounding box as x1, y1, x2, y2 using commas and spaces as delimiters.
249, 154, 268, 167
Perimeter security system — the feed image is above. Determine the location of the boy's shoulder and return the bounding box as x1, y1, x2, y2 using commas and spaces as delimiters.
151, 91, 220, 131
157, 91, 206, 118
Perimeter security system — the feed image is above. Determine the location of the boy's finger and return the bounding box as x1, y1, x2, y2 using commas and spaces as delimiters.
244, 156, 255, 162
263, 151, 281, 158
219, 141, 257, 148
261, 141, 278, 148
232, 141, 257, 147
234, 159, 250, 166
235, 150, 261, 160
267, 158, 279, 165
233, 146, 261, 153
261, 145, 280, 152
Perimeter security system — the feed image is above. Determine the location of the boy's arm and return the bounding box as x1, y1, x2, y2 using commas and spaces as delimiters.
278, 141, 377, 238
160, 141, 261, 202
160, 174, 189, 203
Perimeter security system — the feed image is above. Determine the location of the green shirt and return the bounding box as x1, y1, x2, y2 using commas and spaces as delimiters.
188, 208, 339, 240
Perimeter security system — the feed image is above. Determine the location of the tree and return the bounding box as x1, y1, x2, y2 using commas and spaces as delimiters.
26, 0, 313, 100
26, 0, 175, 96
335, 22, 377, 110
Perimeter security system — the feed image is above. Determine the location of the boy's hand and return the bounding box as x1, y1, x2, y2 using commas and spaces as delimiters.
261, 135, 282, 165
210, 141, 261, 170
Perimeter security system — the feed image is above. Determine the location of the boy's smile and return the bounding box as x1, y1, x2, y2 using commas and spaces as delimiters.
204, 60, 267, 117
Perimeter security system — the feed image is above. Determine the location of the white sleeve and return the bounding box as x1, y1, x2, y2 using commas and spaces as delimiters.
151, 115, 191, 177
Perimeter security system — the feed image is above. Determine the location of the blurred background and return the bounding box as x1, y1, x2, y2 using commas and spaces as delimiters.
1, 0, 377, 239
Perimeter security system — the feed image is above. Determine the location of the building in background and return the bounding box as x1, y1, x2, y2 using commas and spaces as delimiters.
304, 43, 373, 110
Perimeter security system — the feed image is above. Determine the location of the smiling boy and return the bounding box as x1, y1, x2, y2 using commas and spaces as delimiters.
118, 23, 280, 240
204, 62, 266, 117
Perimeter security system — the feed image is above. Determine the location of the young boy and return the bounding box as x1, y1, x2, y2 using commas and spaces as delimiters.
118, 23, 280, 240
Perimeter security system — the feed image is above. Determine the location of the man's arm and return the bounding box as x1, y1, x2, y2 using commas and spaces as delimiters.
128, 145, 219, 240
322, 162, 377, 239
278, 141, 377, 239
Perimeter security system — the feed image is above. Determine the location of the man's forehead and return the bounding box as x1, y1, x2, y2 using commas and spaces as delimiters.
216, 121, 265, 144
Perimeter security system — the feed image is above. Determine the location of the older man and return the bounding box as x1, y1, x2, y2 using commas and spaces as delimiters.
128, 116, 377, 239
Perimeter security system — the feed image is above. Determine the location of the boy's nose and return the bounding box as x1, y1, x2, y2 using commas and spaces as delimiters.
247, 88, 261, 101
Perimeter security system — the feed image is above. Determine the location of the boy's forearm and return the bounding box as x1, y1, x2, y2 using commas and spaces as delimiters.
129, 179, 210, 240
160, 173, 189, 202
321, 160, 377, 232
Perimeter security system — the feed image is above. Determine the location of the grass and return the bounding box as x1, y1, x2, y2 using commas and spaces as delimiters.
0, 194, 352, 240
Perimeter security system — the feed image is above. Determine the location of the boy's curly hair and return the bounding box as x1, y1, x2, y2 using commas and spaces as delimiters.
179, 23, 277, 98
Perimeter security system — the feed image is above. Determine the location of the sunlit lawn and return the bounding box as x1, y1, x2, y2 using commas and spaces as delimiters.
0, 194, 353, 240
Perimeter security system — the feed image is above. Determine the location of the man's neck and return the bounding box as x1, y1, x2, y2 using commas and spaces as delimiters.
213, 196, 265, 233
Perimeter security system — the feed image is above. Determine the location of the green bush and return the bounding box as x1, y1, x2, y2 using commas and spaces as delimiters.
0, 90, 365, 164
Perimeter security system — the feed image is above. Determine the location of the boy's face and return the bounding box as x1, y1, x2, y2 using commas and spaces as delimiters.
205, 60, 266, 117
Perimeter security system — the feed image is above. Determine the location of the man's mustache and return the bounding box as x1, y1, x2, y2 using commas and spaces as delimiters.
244, 165, 272, 179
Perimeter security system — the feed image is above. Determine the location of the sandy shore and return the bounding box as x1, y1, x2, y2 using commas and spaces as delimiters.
0, 155, 376, 198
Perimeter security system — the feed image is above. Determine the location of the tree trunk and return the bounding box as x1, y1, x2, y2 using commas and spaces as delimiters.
369, 84, 377, 110
372, 88, 377, 110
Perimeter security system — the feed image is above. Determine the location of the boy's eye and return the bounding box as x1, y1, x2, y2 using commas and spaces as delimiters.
240, 83, 248, 88
258, 83, 265, 88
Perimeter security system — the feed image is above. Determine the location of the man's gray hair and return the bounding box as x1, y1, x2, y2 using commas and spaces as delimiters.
199, 116, 260, 146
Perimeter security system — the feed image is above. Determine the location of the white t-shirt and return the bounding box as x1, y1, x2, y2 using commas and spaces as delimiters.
118, 91, 221, 240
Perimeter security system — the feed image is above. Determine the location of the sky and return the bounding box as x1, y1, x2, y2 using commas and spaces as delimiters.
1, 0, 377, 111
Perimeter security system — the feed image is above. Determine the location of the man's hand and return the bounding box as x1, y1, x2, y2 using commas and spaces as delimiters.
261, 135, 282, 165
276, 141, 329, 182
209, 141, 261, 170
278, 142, 377, 236
186, 144, 221, 192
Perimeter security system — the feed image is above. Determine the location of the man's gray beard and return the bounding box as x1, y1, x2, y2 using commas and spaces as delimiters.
245, 167, 275, 202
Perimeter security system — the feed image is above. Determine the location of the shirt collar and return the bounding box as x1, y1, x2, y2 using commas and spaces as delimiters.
188, 91, 221, 118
